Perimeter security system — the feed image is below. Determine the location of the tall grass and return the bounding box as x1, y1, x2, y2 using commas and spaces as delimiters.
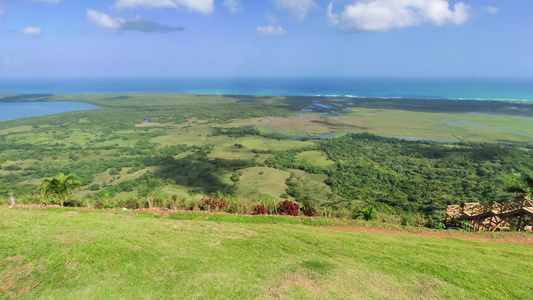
2, 192, 437, 227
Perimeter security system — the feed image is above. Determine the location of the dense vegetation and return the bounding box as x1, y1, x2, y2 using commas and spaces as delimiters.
1, 94, 532, 220
262, 133, 533, 215
322, 134, 532, 213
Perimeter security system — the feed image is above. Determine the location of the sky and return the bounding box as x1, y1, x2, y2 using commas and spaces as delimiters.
0, 0, 531, 78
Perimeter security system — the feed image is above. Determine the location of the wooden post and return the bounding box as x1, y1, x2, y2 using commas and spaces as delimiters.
9, 193, 15, 208
147, 197, 153, 209
517, 215, 522, 232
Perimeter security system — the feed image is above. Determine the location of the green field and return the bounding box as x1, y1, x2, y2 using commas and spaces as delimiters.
235, 167, 292, 200
1, 208, 532, 299
296, 150, 337, 170
235, 108, 533, 143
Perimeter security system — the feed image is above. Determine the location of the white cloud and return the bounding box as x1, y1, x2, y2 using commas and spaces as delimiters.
328, 0, 470, 32
273, 0, 315, 20
114, 0, 214, 14
86, 9, 184, 33
223, 0, 243, 13
87, 9, 122, 29
266, 13, 278, 24
22, 26, 42, 37
257, 25, 286, 37
486, 6, 499, 14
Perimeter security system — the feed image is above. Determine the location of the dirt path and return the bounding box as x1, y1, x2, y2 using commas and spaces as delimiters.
318, 226, 533, 245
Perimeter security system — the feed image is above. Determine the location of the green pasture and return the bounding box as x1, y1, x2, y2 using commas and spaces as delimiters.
0, 125, 33, 135
151, 126, 222, 147
152, 126, 315, 152
240, 107, 533, 143
296, 150, 337, 170
344, 108, 533, 143
238, 136, 315, 151
235, 167, 290, 200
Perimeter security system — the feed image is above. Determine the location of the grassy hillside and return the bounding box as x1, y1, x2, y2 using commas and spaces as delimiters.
1, 208, 532, 299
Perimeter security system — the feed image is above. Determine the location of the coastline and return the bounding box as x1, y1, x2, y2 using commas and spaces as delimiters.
1, 77, 533, 102
1, 92, 533, 105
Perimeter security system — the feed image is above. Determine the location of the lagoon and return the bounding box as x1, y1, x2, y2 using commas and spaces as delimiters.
0, 101, 101, 122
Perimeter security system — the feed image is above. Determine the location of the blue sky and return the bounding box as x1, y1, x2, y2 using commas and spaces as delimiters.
0, 0, 531, 78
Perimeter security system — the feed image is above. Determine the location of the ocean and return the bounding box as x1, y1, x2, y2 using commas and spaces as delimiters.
1, 77, 533, 102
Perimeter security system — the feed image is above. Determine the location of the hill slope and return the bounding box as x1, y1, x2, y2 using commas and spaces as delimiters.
1, 208, 532, 299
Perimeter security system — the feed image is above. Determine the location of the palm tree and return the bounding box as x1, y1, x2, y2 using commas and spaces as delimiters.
505, 174, 533, 199
38, 173, 81, 206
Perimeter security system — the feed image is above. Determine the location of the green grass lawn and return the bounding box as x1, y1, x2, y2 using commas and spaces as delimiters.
1, 208, 532, 299
296, 150, 337, 170
236, 167, 290, 200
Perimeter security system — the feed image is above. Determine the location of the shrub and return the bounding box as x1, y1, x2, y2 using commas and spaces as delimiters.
251, 204, 266, 215
242, 204, 250, 214
301, 204, 316, 217
459, 221, 474, 232
202, 196, 228, 212
102, 203, 114, 209
89, 184, 101, 191
427, 218, 446, 230
401, 215, 412, 226
95, 200, 114, 209
278, 200, 300, 216
434, 221, 446, 230
355, 206, 377, 221
230, 172, 240, 183
427, 218, 435, 228
4, 165, 22, 171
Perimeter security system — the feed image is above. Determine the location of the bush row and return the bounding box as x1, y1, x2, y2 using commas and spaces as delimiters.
2, 194, 449, 229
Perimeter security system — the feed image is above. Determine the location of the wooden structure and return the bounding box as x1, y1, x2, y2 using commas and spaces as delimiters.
446, 198, 533, 232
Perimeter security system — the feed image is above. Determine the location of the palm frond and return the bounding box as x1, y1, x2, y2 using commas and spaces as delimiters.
505, 186, 527, 194
523, 176, 533, 189
37, 173, 82, 205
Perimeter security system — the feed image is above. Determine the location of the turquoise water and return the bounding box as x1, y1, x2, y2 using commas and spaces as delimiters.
0, 101, 101, 122
1, 77, 533, 102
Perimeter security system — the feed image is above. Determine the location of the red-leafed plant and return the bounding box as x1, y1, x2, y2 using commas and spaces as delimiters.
278, 200, 300, 216
301, 204, 316, 217
202, 196, 228, 212
251, 204, 266, 215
